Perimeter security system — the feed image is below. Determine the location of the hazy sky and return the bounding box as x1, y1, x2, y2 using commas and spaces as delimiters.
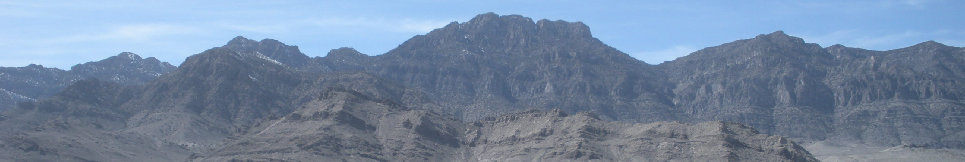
1, 0, 963, 68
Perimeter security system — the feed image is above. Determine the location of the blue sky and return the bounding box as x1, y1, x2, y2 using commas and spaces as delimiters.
1, 0, 963, 68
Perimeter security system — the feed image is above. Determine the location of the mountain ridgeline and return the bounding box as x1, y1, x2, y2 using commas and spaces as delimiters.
0, 52, 176, 110
0, 12, 963, 161
302, 13, 965, 148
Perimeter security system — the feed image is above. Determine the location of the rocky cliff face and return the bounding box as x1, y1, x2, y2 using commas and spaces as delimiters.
0, 53, 176, 111
659, 31, 965, 147
350, 13, 676, 122
824, 41, 965, 147
662, 31, 837, 141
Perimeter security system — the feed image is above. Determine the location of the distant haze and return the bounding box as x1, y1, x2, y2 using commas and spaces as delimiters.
1, 0, 963, 68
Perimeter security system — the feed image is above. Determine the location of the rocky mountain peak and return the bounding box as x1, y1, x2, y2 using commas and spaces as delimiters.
221, 36, 311, 68
466, 12, 530, 25
116, 52, 142, 60
827, 44, 848, 50
536, 19, 591, 39
325, 47, 366, 59
23, 64, 47, 70
226, 36, 258, 47
73, 52, 146, 68
675, 31, 828, 63
68, 52, 177, 84
455, 13, 592, 41
223, 36, 296, 52
907, 40, 952, 50
180, 48, 256, 67
749, 30, 808, 47
387, 12, 612, 61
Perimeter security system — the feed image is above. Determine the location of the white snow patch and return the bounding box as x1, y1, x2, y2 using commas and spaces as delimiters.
0, 88, 35, 101
253, 52, 284, 66
256, 116, 286, 136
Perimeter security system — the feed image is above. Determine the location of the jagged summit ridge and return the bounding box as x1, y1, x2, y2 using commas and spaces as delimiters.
389, 13, 601, 58
116, 52, 142, 60
752, 31, 807, 45
369, 13, 669, 122
462, 12, 591, 37
221, 36, 313, 69
226, 36, 258, 47
325, 47, 366, 59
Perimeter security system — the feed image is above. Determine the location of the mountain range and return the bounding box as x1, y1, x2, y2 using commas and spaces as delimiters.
1, 12, 963, 161
0, 52, 176, 111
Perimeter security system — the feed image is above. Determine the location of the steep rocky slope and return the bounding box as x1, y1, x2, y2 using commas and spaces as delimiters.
327, 13, 676, 122
661, 31, 837, 141
660, 31, 965, 147
824, 41, 965, 147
